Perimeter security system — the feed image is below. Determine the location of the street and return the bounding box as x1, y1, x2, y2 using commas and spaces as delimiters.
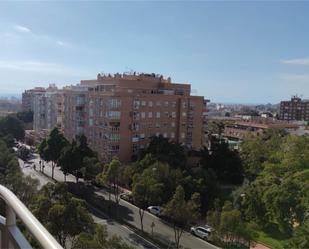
18, 156, 158, 249
19, 150, 219, 249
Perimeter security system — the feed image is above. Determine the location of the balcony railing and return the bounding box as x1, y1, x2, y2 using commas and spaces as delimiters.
0, 185, 63, 249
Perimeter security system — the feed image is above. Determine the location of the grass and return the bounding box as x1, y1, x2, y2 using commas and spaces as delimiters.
253, 223, 291, 249
223, 243, 249, 249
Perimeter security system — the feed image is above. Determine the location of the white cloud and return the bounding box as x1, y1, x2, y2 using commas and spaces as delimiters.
277, 73, 309, 82
14, 25, 31, 33
281, 58, 309, 65
56, 40, 65, 46
0, 60, 75, 74
56, 40, 71, 48
7, 24, 72, 48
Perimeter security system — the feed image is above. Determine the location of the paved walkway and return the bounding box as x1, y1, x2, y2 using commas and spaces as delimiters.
251, 243, 272, 249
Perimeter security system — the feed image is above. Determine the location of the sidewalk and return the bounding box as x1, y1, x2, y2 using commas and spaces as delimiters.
251, 243, 272, 249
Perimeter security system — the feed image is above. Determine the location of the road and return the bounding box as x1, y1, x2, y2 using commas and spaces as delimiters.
20, 150, 219, 249
18, 157, 158, 249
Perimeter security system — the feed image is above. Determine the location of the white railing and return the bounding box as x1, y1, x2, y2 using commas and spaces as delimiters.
0, 185, 63, 249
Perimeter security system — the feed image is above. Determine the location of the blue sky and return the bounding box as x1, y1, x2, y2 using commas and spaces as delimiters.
0, 1, 308, 103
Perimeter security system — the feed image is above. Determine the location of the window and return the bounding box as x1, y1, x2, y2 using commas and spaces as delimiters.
182, 112, 187, 117
172, 112, 176, 118
171, 132, 175, 138
148, 112, 153, 118
133, 100, 140, 109
164, 101, 169, 107
165, 111, 169, 117
132, 143, 139, 152
172, 101, 176, 108
156, 122, 160, 128
110, 99, 121, 108
110, 145, 119, 152
156, 112, 161, 118
110, 133, 120, 142
141, 100, 146, 106
182, 102, 187, 108
156, 101, 161, 106
140, 133, 145, 139
108, 111, 121, 119
148, 101, 153, 107
141, 112, 146, 118
89, 108, 93, 117
131, 123, 140, 131
156, 132, 160, 137
163, 133, 167, 138
132, 135, 139, 142
171, 122, 175, 127
181, 132, 185, 139
89, 118, 93, 126
148, 123, 152, 128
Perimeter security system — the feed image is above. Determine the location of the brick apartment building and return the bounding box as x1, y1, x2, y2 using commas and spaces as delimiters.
279, 96, 309, 121
224, 120, 299, 140
63, 73, 207, 162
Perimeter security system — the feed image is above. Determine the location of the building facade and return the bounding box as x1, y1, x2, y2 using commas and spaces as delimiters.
279, 96, 309, 121
63, 73, 207, 162
224, 120, 299, 140
22, 85, 63, 132
22, 87, 46, 111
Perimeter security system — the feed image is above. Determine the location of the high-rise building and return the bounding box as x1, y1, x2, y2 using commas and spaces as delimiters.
22, 87, 46, 111
63, 73, 207, 162
279, 96, 309, 121
23, 85, 64, 132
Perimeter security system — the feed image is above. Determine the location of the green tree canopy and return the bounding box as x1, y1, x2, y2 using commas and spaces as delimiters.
132, 172, 163, 232
163, 186, 198, 249
0, 115, 25, 140
143, 135, 187, 169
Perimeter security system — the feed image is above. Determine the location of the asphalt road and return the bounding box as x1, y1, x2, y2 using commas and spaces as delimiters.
18, 156, 157, 249
19, 150, 219, 249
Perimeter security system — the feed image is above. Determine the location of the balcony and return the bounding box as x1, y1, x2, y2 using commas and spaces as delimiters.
0, 185, 63, 249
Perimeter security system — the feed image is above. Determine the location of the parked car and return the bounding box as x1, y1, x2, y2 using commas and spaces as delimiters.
203, 224, 213, 233
147, 206, 161, 216
190, 226, 211, 240
120, 193, 133, 202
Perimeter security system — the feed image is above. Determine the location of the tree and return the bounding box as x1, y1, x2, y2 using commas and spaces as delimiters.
207, 200, 257, 247
38, 138, 48, 162
132, 174, 163, 232
0, 115, 25, 140
240, 129, 287, 180
98, 158, 121, 201
43, 128, 69, 179
288, 221, 309, 249
73, 135, 96, 182
16, 110, 33, 123
33, 183, 94, 248
187, 192, 201, 223
144, 135, 187, 169
201, 139, 244, 184
72, 225, 135, 249
81, 157, 102, 184
58, 144, 75, 182
163, 186, 197, 249
47, 197, 94, 248
59, 136, 96, 183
